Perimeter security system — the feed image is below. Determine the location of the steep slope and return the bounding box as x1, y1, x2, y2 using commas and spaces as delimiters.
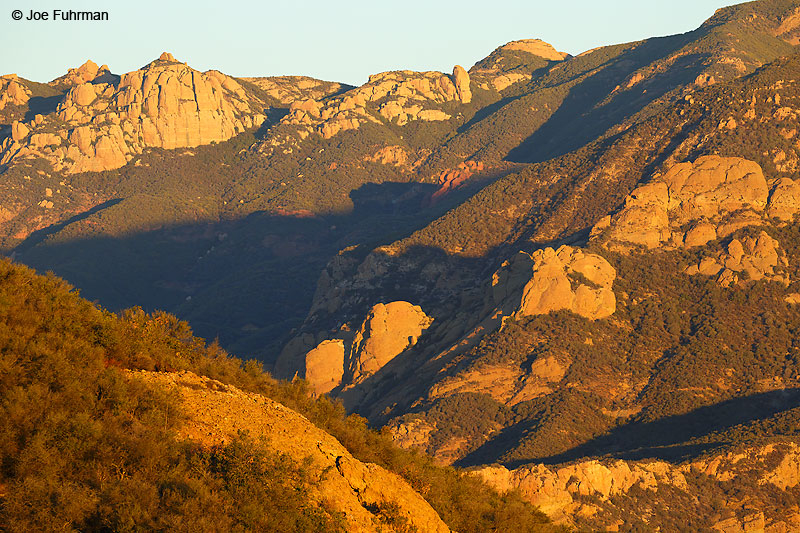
132, 370, 450, 533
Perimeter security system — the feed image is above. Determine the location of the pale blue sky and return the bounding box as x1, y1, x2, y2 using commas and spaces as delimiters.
3, 0, 737, 86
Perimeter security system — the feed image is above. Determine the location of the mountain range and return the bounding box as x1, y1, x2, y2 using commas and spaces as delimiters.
5, 0, 800, 530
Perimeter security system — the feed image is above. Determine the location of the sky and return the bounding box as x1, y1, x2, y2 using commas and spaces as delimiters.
3, 0, 738, 86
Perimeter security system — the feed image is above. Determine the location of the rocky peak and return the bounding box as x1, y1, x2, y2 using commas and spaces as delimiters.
497, 39, 570, 61
0, 57, 267, 173
0, 74, 32, 111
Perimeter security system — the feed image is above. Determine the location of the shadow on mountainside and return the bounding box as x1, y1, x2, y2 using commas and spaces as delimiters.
506, 31, 709, 164
457, 388, 800, 468
9, 181, 467, 367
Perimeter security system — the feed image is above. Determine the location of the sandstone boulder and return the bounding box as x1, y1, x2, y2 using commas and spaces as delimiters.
304, 339, 345, 395
349, 301, 433, 382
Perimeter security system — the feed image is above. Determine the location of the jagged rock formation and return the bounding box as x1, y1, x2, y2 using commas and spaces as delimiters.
259, 64, 474, 155
491, 246, 616, 321
131, 370, 450, 533
0, 53, 267, 173
0, 75, 31, 110
473, 442, 800, 531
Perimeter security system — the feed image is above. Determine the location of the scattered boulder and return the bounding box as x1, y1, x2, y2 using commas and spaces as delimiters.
685, 231, 788, 286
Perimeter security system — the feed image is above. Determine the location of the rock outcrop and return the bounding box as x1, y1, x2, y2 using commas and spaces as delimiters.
0, 54, 267, 174
292, 301, 433, 394
240, 75, 349, 105
304, 339, 346, 395
684, 231, 789, 286
473, 442, 800, 531
592, 156, 798, 286
498, 39, 571, 61
349, 301, 433, 383
491, 246, 616, 321
49, 59, 116, 87
593, 156, 772, 250
0, 74, 31, 110
431, 160, 485, 202
259, 66, 472, 155
131, 370, 450, 533
452, 65, 472, 104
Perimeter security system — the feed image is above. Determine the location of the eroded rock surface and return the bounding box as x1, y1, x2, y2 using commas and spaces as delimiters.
594, 156, 773, 250
349, 301, 434, 383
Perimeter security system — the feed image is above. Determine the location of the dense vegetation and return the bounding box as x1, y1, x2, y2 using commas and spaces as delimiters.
391, 226, 800, 467
0, 259, 556, 531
